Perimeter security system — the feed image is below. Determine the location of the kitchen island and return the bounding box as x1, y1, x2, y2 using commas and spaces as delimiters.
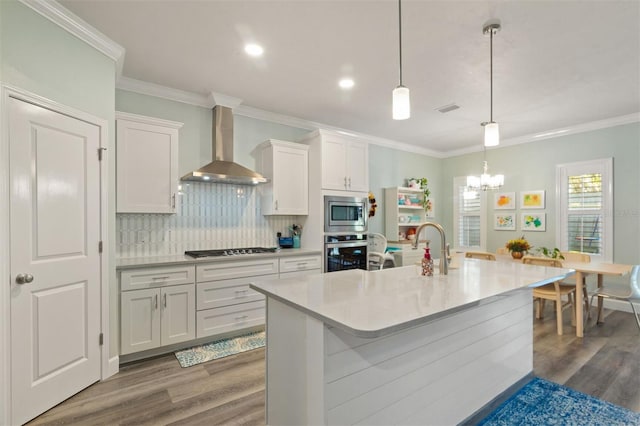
250, 258, 574, 425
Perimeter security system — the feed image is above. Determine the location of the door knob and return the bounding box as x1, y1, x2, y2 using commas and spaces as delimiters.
15, 273, 34, 284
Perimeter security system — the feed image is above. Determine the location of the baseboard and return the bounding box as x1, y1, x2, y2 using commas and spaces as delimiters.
459, 372, 534, 425
106, 356, 119, 378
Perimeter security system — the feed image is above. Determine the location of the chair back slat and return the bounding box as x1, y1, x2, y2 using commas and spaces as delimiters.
465, 251, 496, 261
522, 256, 563, 268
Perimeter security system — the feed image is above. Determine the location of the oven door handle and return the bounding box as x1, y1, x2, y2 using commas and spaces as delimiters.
326, 242, 368, 249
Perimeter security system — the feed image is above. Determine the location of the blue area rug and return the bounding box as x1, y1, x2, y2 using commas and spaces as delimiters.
479, 377, 640, 425
174, 331, 265, 368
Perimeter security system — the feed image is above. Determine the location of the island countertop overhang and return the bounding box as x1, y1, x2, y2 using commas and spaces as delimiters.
250, 259, 575, 338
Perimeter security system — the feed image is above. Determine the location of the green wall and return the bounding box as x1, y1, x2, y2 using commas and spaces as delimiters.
442, 122, 640, 267
368, 145, 442, 238
1, 0, 117, 356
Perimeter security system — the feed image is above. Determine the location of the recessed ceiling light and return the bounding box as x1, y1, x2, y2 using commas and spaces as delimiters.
244, 43, 264, 57
339, 78, 355, 89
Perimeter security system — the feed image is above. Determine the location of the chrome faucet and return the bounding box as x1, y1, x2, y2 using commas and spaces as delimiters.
412, 222, 450, 275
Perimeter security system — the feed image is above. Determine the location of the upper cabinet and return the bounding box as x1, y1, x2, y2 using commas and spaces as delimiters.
301, 130, 369, 193
255, 139, 309, 215
116, 112, 183, 214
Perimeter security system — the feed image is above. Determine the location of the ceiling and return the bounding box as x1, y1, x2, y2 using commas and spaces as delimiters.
60, 0, 640, 155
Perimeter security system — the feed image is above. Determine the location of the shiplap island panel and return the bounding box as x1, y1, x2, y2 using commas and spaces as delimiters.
251, 259, 574, 425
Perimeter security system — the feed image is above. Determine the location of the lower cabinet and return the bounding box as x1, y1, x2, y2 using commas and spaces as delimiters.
119, 253, 322, 357
120, 283, 196, 355
195, 258, 278, 339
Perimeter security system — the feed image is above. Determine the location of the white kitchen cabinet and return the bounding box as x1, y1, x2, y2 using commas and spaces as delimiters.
255, 139, 309, 215
116, 112, 183, 213
120, 283, 196, 355
279, 254, 322, 277
195, 259, 278, 339
384, 187, 428, 242
120, 265, 196, 355
302, 130, 369, 193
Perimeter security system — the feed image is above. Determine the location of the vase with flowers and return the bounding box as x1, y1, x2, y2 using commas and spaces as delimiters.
505, 236, 531, 259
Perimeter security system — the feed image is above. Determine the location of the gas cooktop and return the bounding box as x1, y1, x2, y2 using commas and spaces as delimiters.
184, 247, 278, 258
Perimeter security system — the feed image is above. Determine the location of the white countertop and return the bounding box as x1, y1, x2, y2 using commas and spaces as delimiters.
116, 248, 322, 269
250, 258, 575, 338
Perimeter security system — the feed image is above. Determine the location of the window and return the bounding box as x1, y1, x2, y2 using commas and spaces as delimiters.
556, 158, 612, 261
453, 176, 486, 249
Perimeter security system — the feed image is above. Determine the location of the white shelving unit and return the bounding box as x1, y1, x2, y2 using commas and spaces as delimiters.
384, 187, 429, 243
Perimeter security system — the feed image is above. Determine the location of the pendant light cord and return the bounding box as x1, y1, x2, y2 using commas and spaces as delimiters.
398, 0, 403, 86
489, 26, 493, 123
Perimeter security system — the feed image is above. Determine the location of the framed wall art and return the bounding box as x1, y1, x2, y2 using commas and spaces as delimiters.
522, 213, 546, 231
494, 192, 516, 210
494, 214, 516, 231
520, 190, 545, 209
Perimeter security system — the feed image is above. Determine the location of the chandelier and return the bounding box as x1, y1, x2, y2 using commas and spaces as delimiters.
466, 157, 504, 192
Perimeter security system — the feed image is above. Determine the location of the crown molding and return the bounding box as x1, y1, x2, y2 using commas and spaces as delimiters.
115, 111, 183, 129
19, 0, 125, 76
443, 112, 640, 158
116, 76, 214, 108
114, 77, 639, 159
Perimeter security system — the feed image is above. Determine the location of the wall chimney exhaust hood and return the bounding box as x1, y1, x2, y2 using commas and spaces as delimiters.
181, 105, 268, 185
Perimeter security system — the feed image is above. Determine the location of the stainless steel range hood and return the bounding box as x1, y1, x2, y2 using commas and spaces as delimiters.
181, 105, 267, 185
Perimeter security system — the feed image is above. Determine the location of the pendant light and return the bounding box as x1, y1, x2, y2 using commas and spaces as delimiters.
392, 0, 410, 120
483, 21, 500, 146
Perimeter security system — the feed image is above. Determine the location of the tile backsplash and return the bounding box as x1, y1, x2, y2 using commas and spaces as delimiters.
116, 182, 300, 258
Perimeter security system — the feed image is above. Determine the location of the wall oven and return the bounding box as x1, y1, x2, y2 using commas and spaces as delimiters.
324, 234, 368, 273
324, 195, 368, 233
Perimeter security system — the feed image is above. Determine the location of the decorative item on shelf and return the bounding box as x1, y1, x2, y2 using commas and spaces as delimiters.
407, 177, 431, 211
368, 192, 377, 217
406, 227, 416, 241
536, 247, 564, 260
506, 236, 531, 259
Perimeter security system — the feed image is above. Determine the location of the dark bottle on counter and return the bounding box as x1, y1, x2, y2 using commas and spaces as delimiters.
421, 243, 434, 276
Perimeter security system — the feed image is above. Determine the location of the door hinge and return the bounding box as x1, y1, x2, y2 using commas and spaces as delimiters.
98, 147, 107, 161
99, 241, 103, 253
99, 333, 104, 345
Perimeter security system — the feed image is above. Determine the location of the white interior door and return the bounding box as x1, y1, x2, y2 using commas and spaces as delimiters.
9, 97, 102, 425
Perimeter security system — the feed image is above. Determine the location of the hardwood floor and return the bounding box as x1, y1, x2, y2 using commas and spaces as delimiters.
27, 306, 639, 425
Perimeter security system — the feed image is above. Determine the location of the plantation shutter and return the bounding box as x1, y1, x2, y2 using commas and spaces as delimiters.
458, 186, 481, 247
567, 173, 602, 254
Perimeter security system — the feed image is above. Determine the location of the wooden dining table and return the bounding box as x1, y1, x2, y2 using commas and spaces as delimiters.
494, 254, 632, 337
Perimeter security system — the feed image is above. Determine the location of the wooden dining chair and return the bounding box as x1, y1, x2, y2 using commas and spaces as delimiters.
495, 247, 509, 255
560, 251, 591, 318
522, 256, 576, 335
465, 251, 496, 261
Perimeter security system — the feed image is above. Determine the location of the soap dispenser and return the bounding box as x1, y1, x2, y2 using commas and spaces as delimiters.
421, 242, 434, 276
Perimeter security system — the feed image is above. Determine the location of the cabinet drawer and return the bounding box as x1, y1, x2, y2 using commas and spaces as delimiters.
279, 255, 322, 273
121, 265, 195, 291
197, 258, 278, 282
197, 275, 275, 310
196, 301, 265, 338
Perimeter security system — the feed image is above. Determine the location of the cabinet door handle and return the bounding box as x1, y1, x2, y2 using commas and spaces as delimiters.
297, 262, 308, 269
154, 294, 158, 309
344, 176, 348, 188
348, 177, 352, 188
152, 276, 170, 280
163, 293, 167, 308
275, 200, 278, 211
235, 315, 249, 321
171, 193, 176, 209
235, 289, 249, 297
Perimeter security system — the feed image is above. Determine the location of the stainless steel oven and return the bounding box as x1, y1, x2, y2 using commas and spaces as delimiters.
324, 195, 367, 233
324, 234, 368, 273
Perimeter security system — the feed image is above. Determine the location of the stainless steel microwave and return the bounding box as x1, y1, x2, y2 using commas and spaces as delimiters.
324, 195, 367, 233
